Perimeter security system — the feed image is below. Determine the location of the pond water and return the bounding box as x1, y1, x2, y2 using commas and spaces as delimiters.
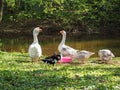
0, 34, 120, 57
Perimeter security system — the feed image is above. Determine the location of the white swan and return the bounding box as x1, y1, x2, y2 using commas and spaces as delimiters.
58, 30, 78, 57
98, 49, 115, 61
58, 30, 94, 63
73, 50, 95, 63
28, 27, 42, 62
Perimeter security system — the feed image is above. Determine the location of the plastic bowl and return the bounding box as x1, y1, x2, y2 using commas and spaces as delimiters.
59, 57, 72, 63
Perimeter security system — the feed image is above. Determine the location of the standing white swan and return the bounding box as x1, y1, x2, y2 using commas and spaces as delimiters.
58, 30, 78, 57
28, 27, 42, 62
58, 30, 94, 63
98, 49, 115, 62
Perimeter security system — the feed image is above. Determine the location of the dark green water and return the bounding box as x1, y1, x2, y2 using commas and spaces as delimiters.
0, 35, 120, 57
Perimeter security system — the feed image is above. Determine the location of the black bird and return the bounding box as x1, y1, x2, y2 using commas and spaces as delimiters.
42, 53, 61, 66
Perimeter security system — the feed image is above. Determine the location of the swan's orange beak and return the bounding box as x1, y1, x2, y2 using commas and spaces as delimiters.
60, 30, 64, 34
38, 27, 42, 32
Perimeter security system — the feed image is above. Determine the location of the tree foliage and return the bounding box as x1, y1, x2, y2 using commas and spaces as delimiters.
2, 0, 120, 34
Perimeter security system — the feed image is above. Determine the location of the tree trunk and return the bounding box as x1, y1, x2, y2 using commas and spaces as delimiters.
0, 0, 3, 22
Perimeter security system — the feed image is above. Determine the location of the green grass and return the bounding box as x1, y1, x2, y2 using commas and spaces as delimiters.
0, 51, 120, 90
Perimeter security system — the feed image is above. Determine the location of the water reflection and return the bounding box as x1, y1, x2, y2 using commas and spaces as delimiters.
0, 35, 120, 57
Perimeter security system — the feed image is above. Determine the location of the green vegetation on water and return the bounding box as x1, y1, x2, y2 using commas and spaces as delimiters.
0, 51, 120, 90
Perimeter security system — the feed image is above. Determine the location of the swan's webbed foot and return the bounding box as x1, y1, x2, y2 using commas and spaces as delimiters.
80, 59, 86, 64
31, 58, 36, 62
31, 57, 40, 62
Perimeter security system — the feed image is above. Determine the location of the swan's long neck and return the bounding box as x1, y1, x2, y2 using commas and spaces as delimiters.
33, 34, 38, 43
58, 33, 66, 50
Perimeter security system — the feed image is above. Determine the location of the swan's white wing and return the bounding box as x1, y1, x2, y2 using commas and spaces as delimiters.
61, 45, 78, 56
99, 49, 113, 57
73, 50, 94, 59
78, 50, 89, 54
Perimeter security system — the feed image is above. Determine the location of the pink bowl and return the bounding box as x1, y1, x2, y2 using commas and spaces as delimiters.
59, 57, 72, 63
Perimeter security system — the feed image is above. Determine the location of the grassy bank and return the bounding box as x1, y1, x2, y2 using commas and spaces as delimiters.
0, 51, 120, 90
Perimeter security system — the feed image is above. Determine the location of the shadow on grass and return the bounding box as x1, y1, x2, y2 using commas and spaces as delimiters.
0, 69, 77, 89
15, 54, 29, 57
15, 60, 31, 63
0, 68, 119, 90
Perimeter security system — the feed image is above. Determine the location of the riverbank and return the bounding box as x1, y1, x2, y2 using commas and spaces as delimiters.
0, 51, 120, 90
0, 21, 120, 38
